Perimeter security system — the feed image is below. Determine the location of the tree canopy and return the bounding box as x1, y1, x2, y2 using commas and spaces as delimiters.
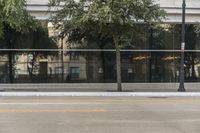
49, 0, 165, 47
0, 0, 36, 37
49, 0, 166, 91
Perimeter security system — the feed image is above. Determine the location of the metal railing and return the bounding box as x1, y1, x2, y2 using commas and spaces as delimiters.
0, 49, 199, 83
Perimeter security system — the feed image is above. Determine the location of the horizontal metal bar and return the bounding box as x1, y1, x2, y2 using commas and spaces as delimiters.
0, 49, 200, 52
0, 49, 115, 52
120, 49, 200, 52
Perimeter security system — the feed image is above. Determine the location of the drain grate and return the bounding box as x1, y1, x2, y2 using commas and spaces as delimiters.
148, 97, 168, 99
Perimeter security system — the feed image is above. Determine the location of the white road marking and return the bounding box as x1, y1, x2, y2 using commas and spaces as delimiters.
0, 92, 200, 97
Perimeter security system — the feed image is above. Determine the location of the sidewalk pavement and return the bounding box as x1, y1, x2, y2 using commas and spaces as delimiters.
0, 83, 199, 94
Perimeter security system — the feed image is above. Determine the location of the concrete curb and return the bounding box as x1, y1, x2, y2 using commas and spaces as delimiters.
1, 92, 200, 97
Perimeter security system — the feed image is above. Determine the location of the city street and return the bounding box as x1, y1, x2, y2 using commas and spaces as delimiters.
1, 0, 200, 133
0, 96, 200, 133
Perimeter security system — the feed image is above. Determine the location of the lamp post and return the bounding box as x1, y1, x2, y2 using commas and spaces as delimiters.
178, 0, 186, 92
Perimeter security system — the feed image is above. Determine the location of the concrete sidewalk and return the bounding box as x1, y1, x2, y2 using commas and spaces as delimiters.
0, 83, 199, 92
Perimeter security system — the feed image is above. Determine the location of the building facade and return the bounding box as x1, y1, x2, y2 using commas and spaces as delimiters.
26, 0, 200, 23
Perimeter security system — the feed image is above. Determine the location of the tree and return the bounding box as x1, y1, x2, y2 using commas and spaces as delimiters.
0, 21, 58, 83
0, 0, 36, 83
49, 0, 165, 91
14, 25, 58, 82
0, 0, 35, 37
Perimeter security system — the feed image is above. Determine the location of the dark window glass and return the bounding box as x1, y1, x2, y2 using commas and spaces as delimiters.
70, 67, 80, 79
70, 52, 79, 60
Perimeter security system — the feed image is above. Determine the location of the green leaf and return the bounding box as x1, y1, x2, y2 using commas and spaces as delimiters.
50, 0, 166, 48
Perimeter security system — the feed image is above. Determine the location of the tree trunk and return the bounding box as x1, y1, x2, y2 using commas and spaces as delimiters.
149, 28, 153, 83
99, 39, 106, 83
8, 50, 13, 83
101, 50, 106, 82
8, 39, 13, 83
113, 36, 122, 91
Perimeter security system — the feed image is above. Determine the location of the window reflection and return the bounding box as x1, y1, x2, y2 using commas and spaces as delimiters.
0, 53, 8, 83
2, 24, 200, 83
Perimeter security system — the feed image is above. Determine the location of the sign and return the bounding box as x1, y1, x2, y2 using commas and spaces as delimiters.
181, 42, 185, 51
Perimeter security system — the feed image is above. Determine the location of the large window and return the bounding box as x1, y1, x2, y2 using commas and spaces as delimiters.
70, 52, 79, 60
2, 24, 200, 83
70, 67, 80, 79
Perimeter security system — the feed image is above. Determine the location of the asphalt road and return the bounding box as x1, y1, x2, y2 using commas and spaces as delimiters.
0, 96, 200, 133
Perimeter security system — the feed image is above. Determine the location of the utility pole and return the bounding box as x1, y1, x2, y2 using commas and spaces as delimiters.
178, 0, 186, 92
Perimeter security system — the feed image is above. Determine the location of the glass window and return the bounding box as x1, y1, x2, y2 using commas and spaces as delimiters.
70, 52, 79, 60
70, 67, 80, 79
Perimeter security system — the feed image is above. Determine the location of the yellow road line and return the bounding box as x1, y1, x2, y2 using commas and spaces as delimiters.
0, 100, 103, 103
0, 99, 199, 104
0, 109, 106, 113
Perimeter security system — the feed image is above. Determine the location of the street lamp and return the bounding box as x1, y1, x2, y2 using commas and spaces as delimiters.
178, 0, 186, 92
